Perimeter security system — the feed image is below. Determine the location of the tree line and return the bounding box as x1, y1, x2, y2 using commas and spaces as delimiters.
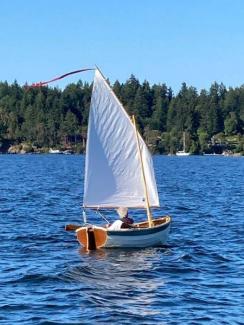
0, 76, 243, 154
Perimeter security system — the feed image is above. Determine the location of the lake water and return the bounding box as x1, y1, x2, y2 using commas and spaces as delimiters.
0, 155, 243, 324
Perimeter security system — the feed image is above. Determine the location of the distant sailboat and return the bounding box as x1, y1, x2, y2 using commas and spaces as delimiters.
49, 148, 61, 154
66, 68, 171, 249
176, 132, 191, 156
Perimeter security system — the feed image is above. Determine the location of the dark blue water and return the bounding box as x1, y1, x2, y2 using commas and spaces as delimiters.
0, 155, 243, 324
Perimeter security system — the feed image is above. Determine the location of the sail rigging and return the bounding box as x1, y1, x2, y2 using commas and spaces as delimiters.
83, 69, 159, 208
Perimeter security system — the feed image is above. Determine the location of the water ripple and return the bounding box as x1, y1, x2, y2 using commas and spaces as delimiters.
0, 155, 243, 324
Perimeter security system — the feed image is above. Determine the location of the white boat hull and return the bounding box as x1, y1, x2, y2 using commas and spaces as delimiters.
176, 151, 190, 156
105, 223, 170, 248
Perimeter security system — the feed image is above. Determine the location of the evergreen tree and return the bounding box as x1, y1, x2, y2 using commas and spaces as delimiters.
150, 84, 168, 131
121, 74, 140, 114
224, 112, 239, 135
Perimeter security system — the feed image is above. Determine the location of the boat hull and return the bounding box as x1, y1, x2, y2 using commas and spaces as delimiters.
176, 151, 190, 156
76, 216, 171, 249
106, 216, 171, 248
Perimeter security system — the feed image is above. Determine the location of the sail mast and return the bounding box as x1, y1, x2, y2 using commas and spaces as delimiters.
183, 131, 186, 152
132, 115, 153, 228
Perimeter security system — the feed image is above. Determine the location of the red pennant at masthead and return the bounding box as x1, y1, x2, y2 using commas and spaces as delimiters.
29, 68, 95, 87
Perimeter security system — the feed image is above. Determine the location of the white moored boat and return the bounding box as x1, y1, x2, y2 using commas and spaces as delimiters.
65, 67, 171, 250
176, 132, 191, 156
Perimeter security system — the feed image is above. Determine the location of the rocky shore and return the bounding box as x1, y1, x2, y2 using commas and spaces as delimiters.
2, 143, 78, 155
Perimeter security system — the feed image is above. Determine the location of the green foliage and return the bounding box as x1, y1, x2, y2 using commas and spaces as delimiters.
197, 128, 209, 152
0, 77, 243, 154
224, 112, 239, 135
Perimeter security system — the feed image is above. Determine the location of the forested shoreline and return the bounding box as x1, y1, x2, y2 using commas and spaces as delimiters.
0, 76, 243, 155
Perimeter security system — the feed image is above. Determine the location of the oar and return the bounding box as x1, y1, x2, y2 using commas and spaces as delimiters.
65, 224, 83, 231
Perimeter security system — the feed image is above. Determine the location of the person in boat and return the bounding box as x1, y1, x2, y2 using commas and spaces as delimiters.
120, 208, 134, 227
107, 207, 134, 230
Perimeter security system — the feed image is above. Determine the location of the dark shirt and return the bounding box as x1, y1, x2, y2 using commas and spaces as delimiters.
121, 216, 134, 228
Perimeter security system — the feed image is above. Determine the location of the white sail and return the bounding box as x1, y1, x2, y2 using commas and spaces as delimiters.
83, 69, 159, 208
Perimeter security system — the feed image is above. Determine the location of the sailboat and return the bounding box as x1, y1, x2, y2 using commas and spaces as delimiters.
65, 68, 171, 249
176, 131, 191, 156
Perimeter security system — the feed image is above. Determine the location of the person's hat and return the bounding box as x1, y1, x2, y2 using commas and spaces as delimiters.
116, 207, 128, 218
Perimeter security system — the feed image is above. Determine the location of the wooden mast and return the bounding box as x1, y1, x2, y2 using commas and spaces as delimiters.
132, 115, 153, 228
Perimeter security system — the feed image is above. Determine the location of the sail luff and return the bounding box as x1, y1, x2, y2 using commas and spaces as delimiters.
83, 77, 94, 208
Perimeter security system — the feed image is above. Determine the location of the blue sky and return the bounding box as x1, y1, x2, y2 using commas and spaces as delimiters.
1, 0, 244, 93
